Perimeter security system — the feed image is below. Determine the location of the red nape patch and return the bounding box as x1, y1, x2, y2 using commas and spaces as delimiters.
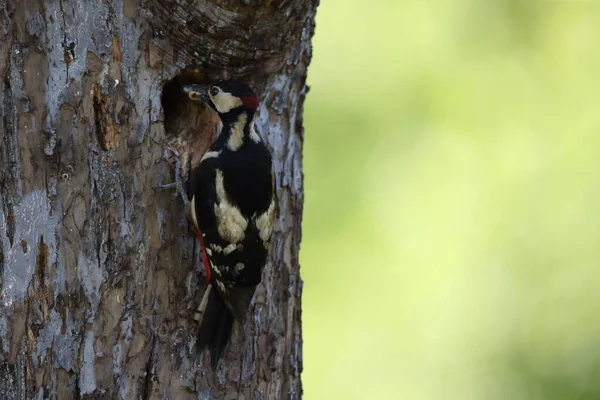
240, 95, 259, 110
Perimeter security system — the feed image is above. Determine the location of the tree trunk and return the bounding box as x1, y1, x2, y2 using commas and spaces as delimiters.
0, 0, 316, 398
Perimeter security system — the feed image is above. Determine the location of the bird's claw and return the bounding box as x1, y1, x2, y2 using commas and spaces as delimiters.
155, 180, 188, 202
156, 148, 190, 204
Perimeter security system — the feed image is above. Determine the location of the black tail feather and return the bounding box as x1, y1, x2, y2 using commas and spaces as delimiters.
209, 303, 233, 369
197, 285, 234, 369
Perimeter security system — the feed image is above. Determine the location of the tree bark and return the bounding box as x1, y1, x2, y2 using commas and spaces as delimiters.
0, 0, 316, 398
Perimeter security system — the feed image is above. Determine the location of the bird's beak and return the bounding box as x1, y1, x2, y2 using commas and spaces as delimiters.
183, 84, 209, 101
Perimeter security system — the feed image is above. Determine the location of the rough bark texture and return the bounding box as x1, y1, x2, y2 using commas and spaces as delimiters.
0, 0, 316, 398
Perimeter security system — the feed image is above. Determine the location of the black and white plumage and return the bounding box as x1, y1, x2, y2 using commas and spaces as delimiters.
184, 80, 276, 368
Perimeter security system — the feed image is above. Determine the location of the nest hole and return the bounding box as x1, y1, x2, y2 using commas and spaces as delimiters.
161, 72, 219, 169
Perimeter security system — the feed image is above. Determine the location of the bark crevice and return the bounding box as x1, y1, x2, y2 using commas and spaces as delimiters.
2, 77, 17, 247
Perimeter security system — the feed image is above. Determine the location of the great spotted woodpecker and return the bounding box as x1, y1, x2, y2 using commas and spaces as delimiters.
183, 80, 276, 368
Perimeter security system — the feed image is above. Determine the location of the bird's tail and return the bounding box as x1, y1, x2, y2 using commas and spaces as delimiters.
196, 284, 234, 369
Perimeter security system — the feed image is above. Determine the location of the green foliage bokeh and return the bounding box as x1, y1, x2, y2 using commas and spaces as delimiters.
301, 1, 600, 399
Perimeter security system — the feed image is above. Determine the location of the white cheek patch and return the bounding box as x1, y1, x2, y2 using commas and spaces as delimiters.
214, 169, 248, 243
211, 91, 243, 114
255, 198, 276, 246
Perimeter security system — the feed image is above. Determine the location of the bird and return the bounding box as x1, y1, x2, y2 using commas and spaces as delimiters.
182, 80, 276, 368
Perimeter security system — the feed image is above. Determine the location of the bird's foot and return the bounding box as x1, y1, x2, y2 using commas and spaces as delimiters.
155, 148, 190, 205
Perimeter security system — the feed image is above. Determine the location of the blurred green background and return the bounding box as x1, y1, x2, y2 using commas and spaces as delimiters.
301, 1, 600, 399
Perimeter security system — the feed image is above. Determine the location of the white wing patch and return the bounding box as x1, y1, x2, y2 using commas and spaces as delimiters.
209, 243, 223, 253
190, 195, 199, 229
255, 198, 276, 246
214, 169, 248, 243
216, 279, 226, 293
210, 261, 222, 277
223, 243, 237, 255
201, 150, 220, 162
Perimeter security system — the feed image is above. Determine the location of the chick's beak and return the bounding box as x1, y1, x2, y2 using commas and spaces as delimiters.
183, 84, 209, 101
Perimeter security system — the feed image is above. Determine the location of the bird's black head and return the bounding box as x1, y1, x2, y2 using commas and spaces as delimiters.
183, 80, 259, 115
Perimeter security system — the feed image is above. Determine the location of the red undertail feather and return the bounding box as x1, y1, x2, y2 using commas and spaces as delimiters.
190, 223, 212, 283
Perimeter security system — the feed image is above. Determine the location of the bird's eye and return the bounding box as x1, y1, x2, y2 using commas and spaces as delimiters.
210, 86, 220, 96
